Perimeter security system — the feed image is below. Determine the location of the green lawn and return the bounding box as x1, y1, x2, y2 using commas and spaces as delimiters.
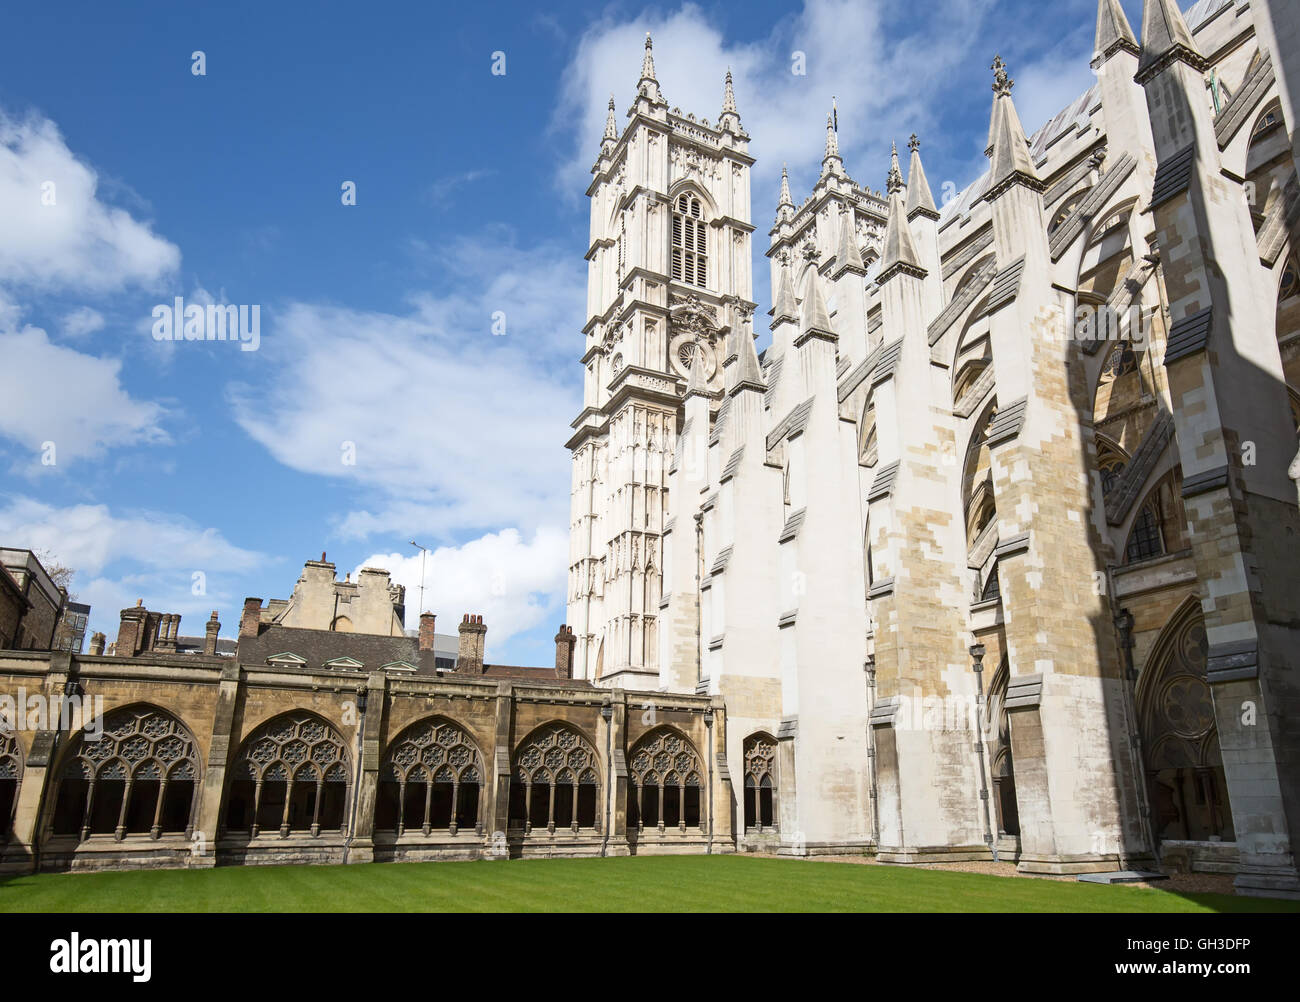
1, 855, 1296, 912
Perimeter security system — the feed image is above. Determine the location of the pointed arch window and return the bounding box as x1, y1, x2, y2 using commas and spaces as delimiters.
51, 706, 200, 842
627, 728, 703, 833
672, 193, 707, 288
743, 734, 777, 833
0, 732, 22, 841
222, 712, 350, 838
509, 724, 601, 834
1126, 503, 1165, 563
376, 719, 483, 837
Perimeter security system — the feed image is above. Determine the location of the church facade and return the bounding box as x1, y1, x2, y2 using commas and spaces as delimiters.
2, 0, 1299, 898
567, 0, 1300, 897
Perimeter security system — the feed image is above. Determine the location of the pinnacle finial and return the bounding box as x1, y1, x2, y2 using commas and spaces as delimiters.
722, 68, 737, 114
602, 94, 618, 145
779, 164, 793, 207
887, 141, 904, 195
825, 114, 840, 159
991, 55, 1013, 97
908, 133, 920, 154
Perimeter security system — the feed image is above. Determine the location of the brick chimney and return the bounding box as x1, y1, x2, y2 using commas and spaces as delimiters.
418, 612, 437, 652
239, 598, 263, 639
115, 601, 147, 658
456, 614, 487, 673
554, 624, 576, 679
89, 632, 106, 656
204, 611, 221, 656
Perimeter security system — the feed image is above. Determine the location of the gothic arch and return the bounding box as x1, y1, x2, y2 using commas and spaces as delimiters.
0, 731, 24, 841
962, 397, 1000, 543
50, 704, 201, 842
223, 711, 351, 838
1122, 467, 1187, 565
376, 717, 484, 836
986, 658, 1019, 837
509, 721, 601, 833
951, 292, 994, 375
1135, 598, 1234, 843
666, 177, 719, 219
742, 732, 778, 833
627, 726, 704, 834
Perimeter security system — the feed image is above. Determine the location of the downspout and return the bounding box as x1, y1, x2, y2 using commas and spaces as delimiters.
600, 703, 613, 857
342, 684, 367, 865
969, 644, 997, 862
864, 656, 879, 847
704, 708, 714, 854
1111, 586, 1159, 870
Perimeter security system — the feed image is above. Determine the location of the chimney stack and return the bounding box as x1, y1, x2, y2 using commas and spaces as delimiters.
418, 612, 437, 653
456, 613, 487, 672
240, 598, 263, 639
115, 604, 148, 658
89, 632, 106, 656
554, 624, 576, 679
204, 611, 221, 656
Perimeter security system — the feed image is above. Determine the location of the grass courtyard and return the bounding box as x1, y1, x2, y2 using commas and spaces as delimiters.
2, 855, 1298, 913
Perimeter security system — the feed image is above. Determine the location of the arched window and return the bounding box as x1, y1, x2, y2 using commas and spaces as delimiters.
1126, 503, 1165, 563
1138, 602, 1234, 842
0, 732, 22, 841
963, 400, 999, 543
509, 723, 601, 834
627, 728, 703, 834
51, 706, 200, 842
1096, 440, 1129, 496
671, 193, 707, 288
375, 719, 483, 837
743, 734, 777, 833
979, 565, 1001, 603
223, 712, 350, 838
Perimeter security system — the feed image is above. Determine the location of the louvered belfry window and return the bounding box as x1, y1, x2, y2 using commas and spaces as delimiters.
671, 194, 707, 288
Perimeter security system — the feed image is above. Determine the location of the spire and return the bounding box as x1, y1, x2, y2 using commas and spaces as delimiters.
800, 268, 835, 339
822, 113, 844, 177
684, 346, 710, 399
719, 68, 741, 133
601, 95, 618, 154
878, 148, 926, 283
638, 32, 664, 104
834, 202, 865, 276
984, 56, 1043, 200
1094, 0, 1139, 63
730, 320, 766, 396
887, 141, 904, 196
772, 250, 798, 324
905, 135, 939, 220
1136, 0, 1207, 83
775, 163, 795, 223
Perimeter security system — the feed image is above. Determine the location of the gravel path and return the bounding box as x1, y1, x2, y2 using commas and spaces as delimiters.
748, 852, 1238, 895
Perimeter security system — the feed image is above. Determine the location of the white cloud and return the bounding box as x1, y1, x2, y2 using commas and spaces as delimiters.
61, 306, 105, 338
0, 111, 180, 294
554, 0, 1000, 202
229, 230, 583, 541
0, 323, 167, 466
0, 495, 265, 641
357, 526, 568, 653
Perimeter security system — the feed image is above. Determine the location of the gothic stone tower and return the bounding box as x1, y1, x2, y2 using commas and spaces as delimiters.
567, 37, 756, 687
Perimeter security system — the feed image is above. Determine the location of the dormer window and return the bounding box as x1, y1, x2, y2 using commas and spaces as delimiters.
672, 194, 707, 288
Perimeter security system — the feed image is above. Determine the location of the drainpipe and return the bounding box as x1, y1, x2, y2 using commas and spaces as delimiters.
342, 685, 367, 865
864, 656, 879, 847
600, 702, 613, 857
1115, 604, 1159, 870
969, 644, 997, 863
704, 707, 714, 854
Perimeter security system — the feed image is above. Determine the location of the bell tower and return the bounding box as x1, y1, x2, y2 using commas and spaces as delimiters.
567, 36, 756, 686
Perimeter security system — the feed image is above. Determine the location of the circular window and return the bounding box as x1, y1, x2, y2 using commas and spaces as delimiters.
611, 352, 624, 374
677, 342, 698, 369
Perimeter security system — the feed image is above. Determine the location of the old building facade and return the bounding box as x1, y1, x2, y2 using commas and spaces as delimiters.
2, 0, 1298, 898
568, 0, 1300, 897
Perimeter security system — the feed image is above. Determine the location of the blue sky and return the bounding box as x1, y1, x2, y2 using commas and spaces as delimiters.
0, 0, 1145, 664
